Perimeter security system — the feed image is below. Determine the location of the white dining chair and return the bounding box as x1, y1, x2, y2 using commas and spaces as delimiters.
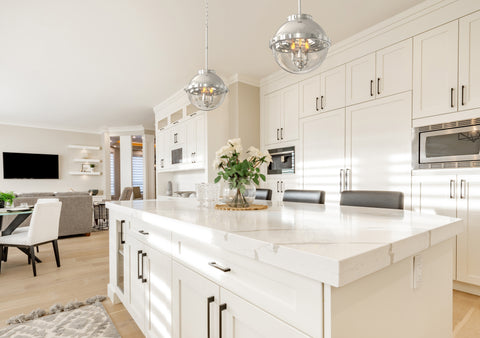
0, 199, 62, 276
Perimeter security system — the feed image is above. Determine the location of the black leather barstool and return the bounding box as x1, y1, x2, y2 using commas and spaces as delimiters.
340, 190, 404, 210
255, 188, 272, 201
283, 190, 325, 204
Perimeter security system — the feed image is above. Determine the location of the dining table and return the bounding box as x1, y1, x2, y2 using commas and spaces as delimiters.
0, 207, 41, 263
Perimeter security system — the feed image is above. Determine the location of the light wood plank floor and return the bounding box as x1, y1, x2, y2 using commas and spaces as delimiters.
0, 231, 479, 337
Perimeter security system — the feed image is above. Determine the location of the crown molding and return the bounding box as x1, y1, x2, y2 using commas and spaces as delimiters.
0, 121, 103, 135
226, 73, 260, 87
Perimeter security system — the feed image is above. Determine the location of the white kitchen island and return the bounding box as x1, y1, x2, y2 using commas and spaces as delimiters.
107, 198, 463, 338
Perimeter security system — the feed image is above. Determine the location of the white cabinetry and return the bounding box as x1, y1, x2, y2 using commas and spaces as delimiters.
264, 84, 299, 145
346, 92, 412, 207
266, 175, 301, 201
185, 114, 206, 165
413, 21, 458, 118
302, 108, 346, 204
459, 11, 480, 111
156, 130, 168, 170
300, 65, 346, 118
413, 174, 480, 287
347, 39, 412, 106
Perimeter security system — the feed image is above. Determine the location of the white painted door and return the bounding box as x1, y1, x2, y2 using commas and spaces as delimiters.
346, 92, 412, 208
299, 75, 321, 118
302, 109, 345, 204
459, 11, 480, 111
127, 234, 146, 332
186, 117, 197, 164
281, 84, 299, 142
457, 175, 480, 286
320, 65, 346, 112
145, 246, 172, 338
195, 114, 206, 165
156, 130, 167, 170
220, 288, 309, 338
172, 261, 220, 338
346, 53, 375, 106
376, 39, 412, 98
266, 177, 282, 202
413, 21, 458, 119
264, 91, 282, 145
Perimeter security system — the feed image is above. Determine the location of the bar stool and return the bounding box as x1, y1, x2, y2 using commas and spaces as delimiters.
283, 190, 325, 204
340, 190, 404, 209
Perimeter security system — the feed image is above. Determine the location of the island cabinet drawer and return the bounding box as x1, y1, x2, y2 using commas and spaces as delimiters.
129, 218, 171, 256
172, 233, 324, 338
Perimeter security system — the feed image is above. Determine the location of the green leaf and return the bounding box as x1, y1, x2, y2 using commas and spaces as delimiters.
259, 174, 266, 181
214, 176, 221, 183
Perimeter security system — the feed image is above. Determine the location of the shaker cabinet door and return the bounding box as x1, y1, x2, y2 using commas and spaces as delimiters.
281, 84, 299, 142
299, 75, 321, 118
459, 11, 480, 111
320, 65, 346, 112
264, 91, 282, 145
346, 53, 375, 106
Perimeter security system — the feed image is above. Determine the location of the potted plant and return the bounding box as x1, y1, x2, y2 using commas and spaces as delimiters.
214, 139, 272, 208
0, 192, 15, 209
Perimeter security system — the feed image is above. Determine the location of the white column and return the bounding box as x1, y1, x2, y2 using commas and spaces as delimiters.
120, 135, 132, 192
143, 134, 155, 199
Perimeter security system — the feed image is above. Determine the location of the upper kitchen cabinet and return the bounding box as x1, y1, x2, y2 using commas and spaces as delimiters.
347, 39, 412, 106
185, 114, 206, 166
459, 11, 480, 111
299, 65, 346, 118
413, 21, 459, 118
264, 83, 299, 145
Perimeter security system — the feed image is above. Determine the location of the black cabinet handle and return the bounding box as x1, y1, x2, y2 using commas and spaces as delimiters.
451, 88, 455, 108
138, 230, 149, 235
462, 85, 465, 106
276, 128, 279, 141
370, 80, 374, 96
208, 261, 231, 272
280, 127, 283, 140
320, 95, 324, 110
377, 78, 381, 95
137, 250, 142, 279
315, 97, 319, 111
276, 181, 279, 193
207, 296, 215, 338
141, 252, 147, 283
174, 133, 178, 143
219, 303, 227, 338
120, 220, 125, 244
460, 179, 466, 199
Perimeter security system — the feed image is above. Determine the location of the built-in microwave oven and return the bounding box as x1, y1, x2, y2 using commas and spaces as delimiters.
171, 147, 183, 165
413, 118, 480, 169
267, 146, 295, 174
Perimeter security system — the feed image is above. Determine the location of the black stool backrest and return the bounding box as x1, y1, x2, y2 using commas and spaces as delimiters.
340, 190, 404, 210
283, 190, 325, 204
255, 188, 272, 201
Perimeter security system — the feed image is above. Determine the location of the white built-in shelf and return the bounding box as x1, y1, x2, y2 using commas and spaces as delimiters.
68, 145, 102, 150
73, 158, 102, 163
69, 171, 102, 176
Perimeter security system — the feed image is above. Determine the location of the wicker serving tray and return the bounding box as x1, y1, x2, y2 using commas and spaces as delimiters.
214, 204, 268, 211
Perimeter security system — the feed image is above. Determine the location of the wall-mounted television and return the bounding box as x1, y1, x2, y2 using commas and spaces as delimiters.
3, 152, 59, 179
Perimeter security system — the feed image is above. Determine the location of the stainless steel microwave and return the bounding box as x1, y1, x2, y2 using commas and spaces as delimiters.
267, 146, 295, 174
414, 118, 480, 169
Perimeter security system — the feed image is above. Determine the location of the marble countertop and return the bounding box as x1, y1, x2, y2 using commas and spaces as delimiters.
107, 198, 463, 287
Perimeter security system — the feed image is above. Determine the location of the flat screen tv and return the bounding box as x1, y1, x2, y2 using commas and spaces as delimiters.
3, 152, 59, 179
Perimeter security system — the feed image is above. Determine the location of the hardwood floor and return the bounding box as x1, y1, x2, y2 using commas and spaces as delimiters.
0, 230, 478, 338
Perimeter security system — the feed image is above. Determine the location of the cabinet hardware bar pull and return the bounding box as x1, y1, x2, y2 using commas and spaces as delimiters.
280, 127, 283, 140
462, 85, 465, 106
208, 261, 231, 272
450, 179, 455, 199
141, 252, 147, 283
315, 97, 319, 111
276, 181, 279, 193
460, 180, 466, 199
451, 88, 455, 108
339, 169, 344, 192
138, 230, 149, 235
137, 250, 142, 279
207, 296, 215, 338
219, 303, 227, 338
276, 128, 279, 141
281, 180, 284, 193
377, 78, 381, 95
370, 80, 374, 97
321, 95, 325, 110
345, 169, 350, 191
120, 220, 125, 244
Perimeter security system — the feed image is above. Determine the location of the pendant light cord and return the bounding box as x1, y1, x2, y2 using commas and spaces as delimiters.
205, 0, 209, 70
298, 0, 301, 15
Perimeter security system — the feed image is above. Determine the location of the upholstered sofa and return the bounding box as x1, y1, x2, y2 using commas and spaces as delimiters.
1, 192, 93, 237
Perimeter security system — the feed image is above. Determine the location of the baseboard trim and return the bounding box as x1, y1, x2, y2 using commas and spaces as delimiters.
453, 280, 480, 296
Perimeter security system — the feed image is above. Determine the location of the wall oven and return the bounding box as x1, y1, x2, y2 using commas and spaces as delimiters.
267, 146, 295, 175
414, 118, 480, 169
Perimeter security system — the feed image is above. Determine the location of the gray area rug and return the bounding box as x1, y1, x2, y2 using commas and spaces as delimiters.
0, 303, 120, 337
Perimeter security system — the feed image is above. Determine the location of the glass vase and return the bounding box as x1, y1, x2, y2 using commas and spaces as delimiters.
223, 181, 256, 208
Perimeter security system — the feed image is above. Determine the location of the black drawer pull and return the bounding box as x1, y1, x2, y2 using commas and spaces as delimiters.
208, 261, 231, 272
138, 230, 149, 235
219, 303, 227, 338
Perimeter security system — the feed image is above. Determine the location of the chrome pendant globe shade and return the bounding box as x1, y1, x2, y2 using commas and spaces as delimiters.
270, 11, 331, 74
185, 69, 228, 111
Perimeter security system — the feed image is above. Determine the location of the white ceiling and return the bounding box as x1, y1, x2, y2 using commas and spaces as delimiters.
0, 0, 425, 133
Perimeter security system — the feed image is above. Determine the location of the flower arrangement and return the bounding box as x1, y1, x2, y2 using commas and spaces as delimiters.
213, 138, 272, 207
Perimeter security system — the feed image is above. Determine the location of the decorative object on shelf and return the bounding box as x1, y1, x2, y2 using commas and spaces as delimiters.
0, 191, 15, 209
185, 0, 228, 111
269, 0, 331, 74
214, 139, 272, 208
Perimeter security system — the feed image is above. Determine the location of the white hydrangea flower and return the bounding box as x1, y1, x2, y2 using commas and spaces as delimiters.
260, 150, 272, 163
227, 138, 243, 153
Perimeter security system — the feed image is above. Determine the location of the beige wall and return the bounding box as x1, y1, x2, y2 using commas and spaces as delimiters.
0, 124, 104, 193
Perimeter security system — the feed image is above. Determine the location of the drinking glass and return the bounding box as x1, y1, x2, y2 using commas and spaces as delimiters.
206, 184, 220, 208
195, 183, 207, 207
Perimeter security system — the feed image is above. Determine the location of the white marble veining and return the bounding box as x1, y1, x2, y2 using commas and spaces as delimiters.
107, 198, 463, 287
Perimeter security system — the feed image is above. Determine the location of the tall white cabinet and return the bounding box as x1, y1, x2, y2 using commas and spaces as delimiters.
459, 11, 480, 111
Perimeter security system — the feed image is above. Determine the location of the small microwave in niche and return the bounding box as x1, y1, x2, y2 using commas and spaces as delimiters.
267, 146, 295, 175
171, 148, 183, 165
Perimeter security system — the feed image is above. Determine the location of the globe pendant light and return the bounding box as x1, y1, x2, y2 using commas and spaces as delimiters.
185, 0, 228, 111
269, 0, 331, 74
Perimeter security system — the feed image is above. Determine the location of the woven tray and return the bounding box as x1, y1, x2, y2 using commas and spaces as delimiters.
215, 204, 268, 211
